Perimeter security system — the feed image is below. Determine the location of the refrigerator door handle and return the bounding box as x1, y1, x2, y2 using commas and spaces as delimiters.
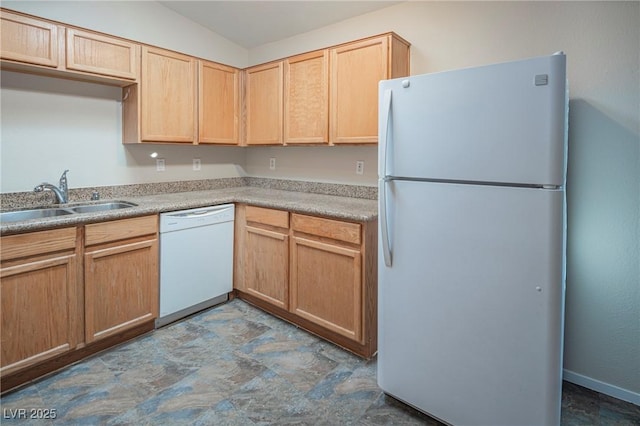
380, 177, 393, 267
379, 88, 393, 267
379, 89, 392, 178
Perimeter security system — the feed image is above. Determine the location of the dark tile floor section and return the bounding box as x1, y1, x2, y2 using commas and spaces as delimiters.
1, 299, 638, 425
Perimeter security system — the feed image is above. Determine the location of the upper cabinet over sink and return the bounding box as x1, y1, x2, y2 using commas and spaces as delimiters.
65, 28, 138, 80
1, 9, 139, 85
0, 11, 61, 68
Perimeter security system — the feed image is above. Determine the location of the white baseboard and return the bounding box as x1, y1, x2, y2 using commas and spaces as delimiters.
563, 369, 640, 406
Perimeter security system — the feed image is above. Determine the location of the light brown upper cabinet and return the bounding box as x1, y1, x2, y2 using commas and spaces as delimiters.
284, 50, 329, 144
1, 9, 139, 85
199, 61, 240, 144
252, 33, 409, 146
132, 46, 197, 143
65, 28, 138, 80
0, 10, 61, 68
245, 61, 284, 145
330, 34, 410, 144
2, 10, 409, 147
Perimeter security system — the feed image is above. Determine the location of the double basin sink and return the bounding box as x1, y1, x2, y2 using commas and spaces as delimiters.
0, 201, 137, 223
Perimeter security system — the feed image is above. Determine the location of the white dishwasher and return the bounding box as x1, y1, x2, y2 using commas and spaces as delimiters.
157, 204, 234, 327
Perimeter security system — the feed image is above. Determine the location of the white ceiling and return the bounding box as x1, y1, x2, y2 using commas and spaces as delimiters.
159, 1, 402, 49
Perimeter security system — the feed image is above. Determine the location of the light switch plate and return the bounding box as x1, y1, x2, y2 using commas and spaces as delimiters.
193, 158, 201, 171
269, 158, 276, 170
356, 160, 364, 175
156, 158, 165, 172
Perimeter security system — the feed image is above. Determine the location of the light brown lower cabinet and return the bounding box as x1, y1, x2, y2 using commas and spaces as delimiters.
290, 235, 362, 342
234, 204, 377, 357
0, 215, 159, 393
84, 216, 159, 343
245, 225, 289, 310
0, 228, 80, 377
237, 205, 289, 309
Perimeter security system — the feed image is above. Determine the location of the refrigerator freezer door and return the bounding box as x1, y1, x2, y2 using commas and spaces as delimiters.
378, 180, 565, 426
378, 54, 566, 186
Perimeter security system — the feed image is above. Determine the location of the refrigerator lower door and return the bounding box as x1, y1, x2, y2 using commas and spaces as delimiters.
378, 180, 565, 426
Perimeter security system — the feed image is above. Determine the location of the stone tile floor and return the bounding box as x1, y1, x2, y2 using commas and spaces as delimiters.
2, 299, 639, 425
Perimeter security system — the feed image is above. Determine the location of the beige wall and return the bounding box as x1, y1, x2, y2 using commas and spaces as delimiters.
248, 1, 640, 403
1, 0, 638, 404
244, 145, 378, 185
0, 70, 246, 190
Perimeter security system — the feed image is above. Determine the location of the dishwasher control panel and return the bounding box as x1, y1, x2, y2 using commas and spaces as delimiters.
160, 204, 235, 233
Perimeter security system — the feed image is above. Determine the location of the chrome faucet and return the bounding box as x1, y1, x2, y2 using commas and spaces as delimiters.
34, 170, 69, 204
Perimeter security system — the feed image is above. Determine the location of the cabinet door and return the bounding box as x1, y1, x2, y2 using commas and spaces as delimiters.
66, 28, 138, 80
199, 61, 239, 144
330, 37, 389, 144
0, 10, 61, 68
141, 46, 196, 143
84, 238, 158, 343
1, 256, 78, 376
1, 228, 78, 377
245, 61, 283, 145
290, 237, 362, 342
284, 50, 328, 144
245, 226, 289, 309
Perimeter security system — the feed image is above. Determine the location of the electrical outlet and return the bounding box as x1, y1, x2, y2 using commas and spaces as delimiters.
356, 160, 364, 175
193, 158, 201, 171
156, 158, 165, 172
269, 158, 276, 170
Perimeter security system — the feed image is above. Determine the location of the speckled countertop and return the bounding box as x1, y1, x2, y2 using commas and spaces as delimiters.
0, 185, 378, 236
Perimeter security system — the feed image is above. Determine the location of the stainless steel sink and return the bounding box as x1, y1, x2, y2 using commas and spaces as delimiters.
0, 201, 137, 223
69, 201, 137, 214
0, 207, 74, 222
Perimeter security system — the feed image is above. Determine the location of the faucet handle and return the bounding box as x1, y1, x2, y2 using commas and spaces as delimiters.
59, 169, 69, 188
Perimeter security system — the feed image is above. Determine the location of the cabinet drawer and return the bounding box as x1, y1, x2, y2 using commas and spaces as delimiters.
292, 214, 360, 245
1, 227, 76, 261
85, 215, 157, 246
246, 206, 289, 229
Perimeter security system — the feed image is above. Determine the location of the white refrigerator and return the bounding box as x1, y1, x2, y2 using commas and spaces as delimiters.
377, 53, 567, 426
